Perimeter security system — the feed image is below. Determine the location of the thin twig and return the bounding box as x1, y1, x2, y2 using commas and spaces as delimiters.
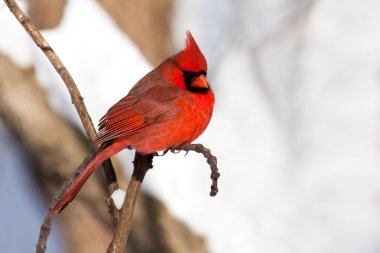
36, 215, 52, 253
2, 0, 118, 252
107, 153, 154, 253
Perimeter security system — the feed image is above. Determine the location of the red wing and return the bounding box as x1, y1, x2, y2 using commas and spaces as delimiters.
94, 86, 181, 146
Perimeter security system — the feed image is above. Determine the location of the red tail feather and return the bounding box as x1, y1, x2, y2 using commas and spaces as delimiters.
51, 142, 125, 215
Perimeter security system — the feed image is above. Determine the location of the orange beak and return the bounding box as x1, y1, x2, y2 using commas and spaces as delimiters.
192, 74, 208, 88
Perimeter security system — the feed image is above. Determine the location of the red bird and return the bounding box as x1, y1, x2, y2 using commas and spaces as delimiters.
51, 32, 214, 214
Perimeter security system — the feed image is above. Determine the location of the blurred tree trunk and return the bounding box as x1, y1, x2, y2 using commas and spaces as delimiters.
97, 0, 173, 65
28, 0, 66, 29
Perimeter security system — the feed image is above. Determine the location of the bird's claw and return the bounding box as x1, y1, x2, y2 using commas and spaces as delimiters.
158, 149, 170, 156
170, 149, 181, 154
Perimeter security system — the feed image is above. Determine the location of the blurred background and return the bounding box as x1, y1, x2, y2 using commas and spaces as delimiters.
1, 0, 380, 252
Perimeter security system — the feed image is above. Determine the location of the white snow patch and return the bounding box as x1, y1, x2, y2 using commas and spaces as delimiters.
111, 189, 126, 210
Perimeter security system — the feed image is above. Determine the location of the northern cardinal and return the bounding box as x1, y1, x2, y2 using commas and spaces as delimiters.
51, 32, 214, 214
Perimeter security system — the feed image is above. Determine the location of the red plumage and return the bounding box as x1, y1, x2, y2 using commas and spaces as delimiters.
51, 32, 214, 215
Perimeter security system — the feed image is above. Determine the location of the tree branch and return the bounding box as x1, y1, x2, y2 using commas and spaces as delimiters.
2, 0, 118, 252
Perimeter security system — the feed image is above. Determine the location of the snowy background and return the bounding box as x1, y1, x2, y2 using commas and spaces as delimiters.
1, 0, 380, 252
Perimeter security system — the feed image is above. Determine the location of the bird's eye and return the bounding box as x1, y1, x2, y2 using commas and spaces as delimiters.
182, 70, 191, 78
182, 70, 193, 88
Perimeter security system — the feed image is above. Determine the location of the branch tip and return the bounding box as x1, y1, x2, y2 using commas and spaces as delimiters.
170, 142, 220, 197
